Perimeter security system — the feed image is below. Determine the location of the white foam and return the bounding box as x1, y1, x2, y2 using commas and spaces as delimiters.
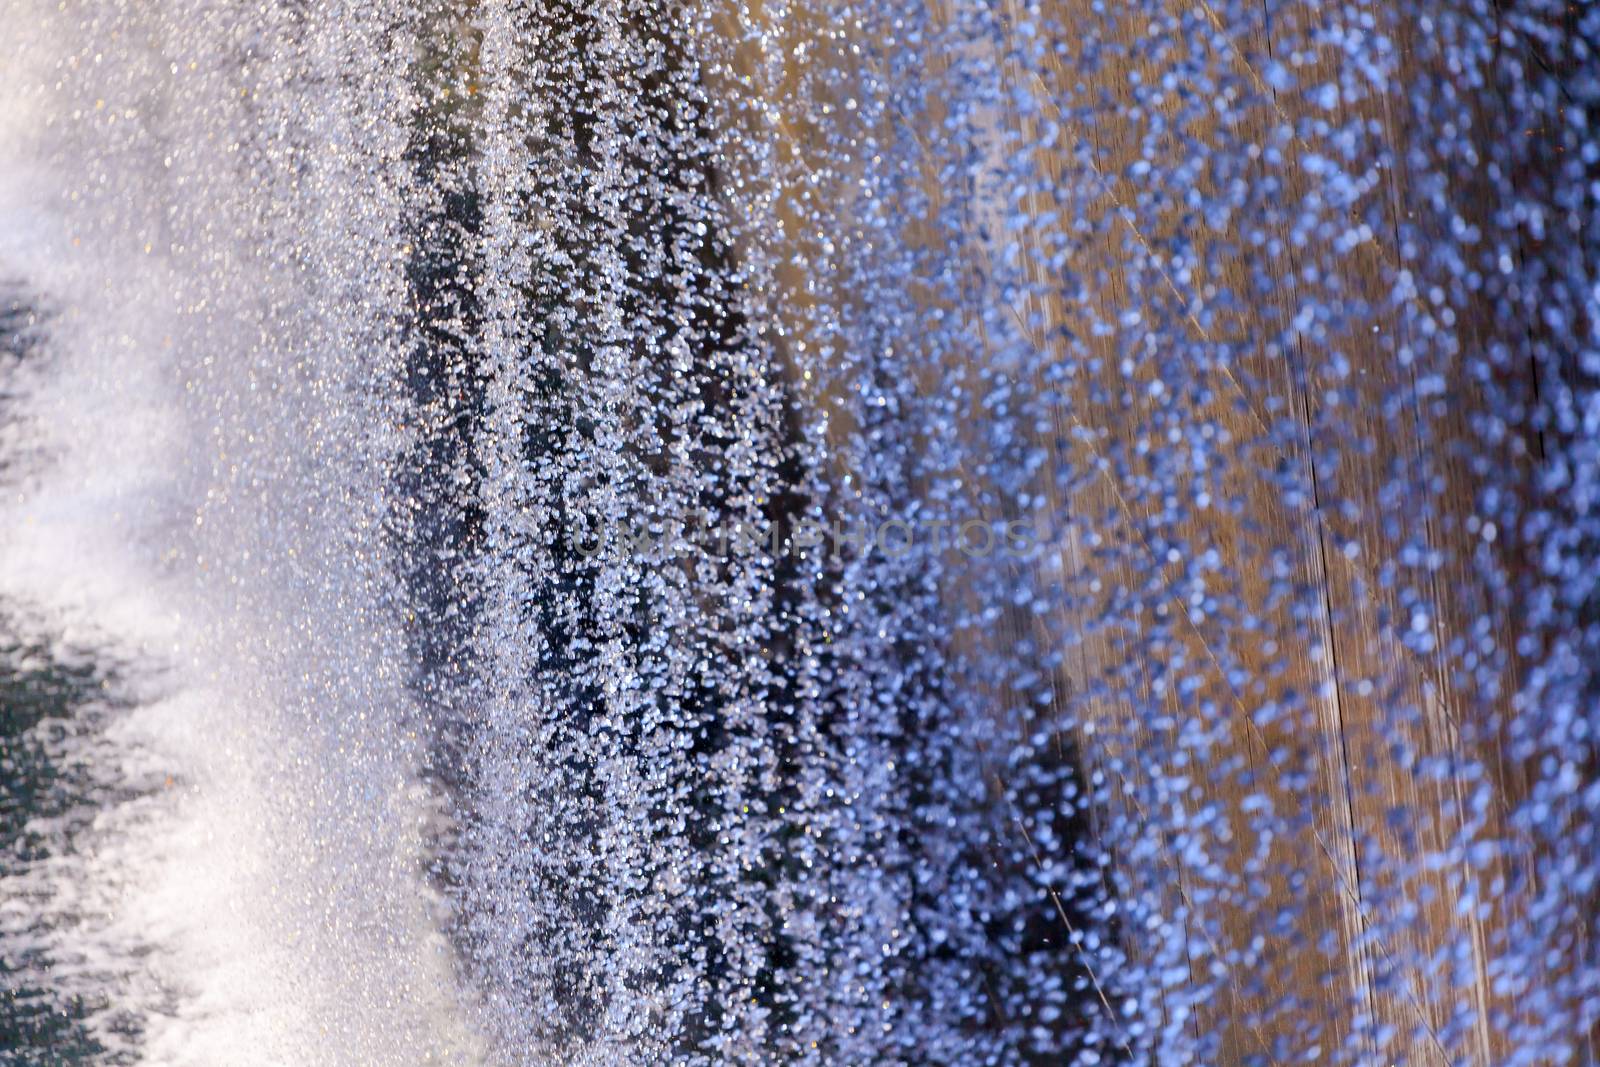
0, 3, 489, 1063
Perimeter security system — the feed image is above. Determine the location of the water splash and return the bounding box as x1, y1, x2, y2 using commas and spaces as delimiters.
1, 1, 1597, 1065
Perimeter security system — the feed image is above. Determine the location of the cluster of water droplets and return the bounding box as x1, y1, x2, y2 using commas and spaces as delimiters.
4, 0, 1598, 1063
417, 2, 1600, 1063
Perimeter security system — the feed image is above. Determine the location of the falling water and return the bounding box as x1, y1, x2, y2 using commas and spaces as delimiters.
1, 1, 1597, 1065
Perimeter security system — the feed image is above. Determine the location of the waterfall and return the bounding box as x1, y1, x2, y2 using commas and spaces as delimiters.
0, 1, 1597, 1065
